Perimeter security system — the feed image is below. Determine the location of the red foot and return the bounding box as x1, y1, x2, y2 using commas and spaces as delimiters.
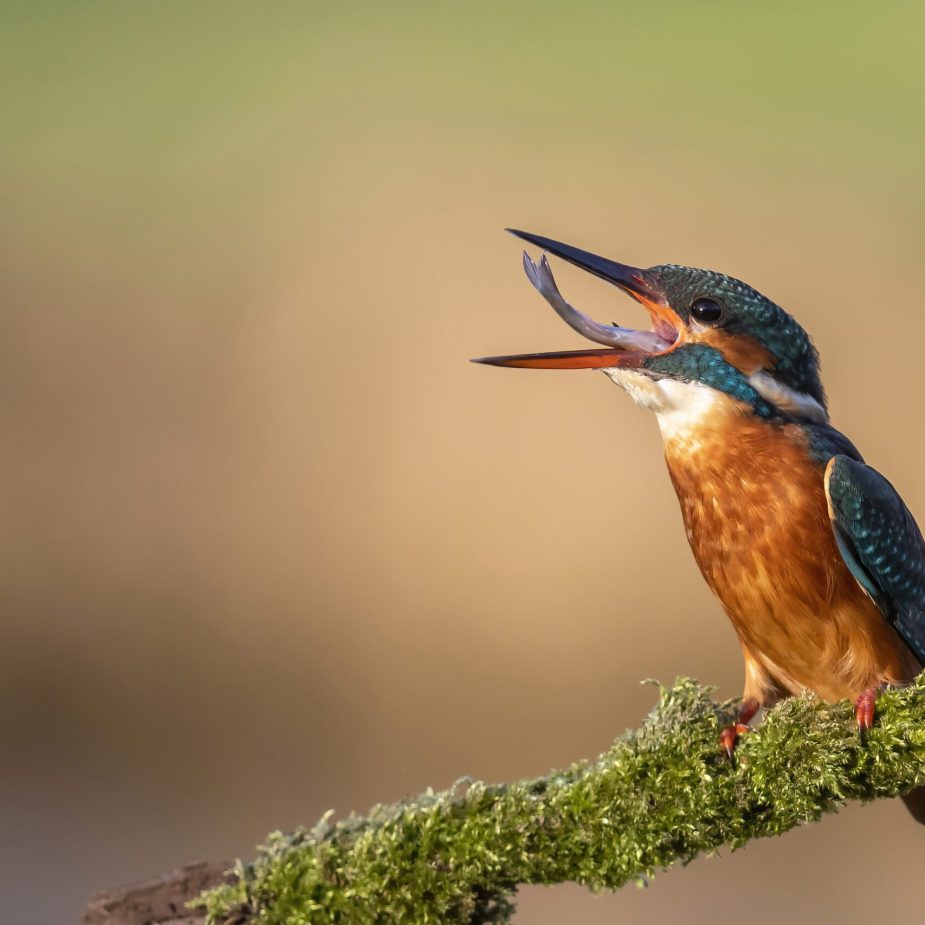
721, 697, 760, 761
855, 687, 879, 737
720, 723, 751, 760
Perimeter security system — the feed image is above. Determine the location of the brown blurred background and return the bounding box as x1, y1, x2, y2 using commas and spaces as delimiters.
4, 3, 925, 922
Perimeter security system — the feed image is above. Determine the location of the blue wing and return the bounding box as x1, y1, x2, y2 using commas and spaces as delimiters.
825, 455, 925, 664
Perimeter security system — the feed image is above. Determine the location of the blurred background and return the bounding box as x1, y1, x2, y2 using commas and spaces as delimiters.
4, 2, 925, 922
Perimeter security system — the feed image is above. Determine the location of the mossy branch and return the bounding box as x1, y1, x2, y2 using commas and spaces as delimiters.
198, 677, 925, 925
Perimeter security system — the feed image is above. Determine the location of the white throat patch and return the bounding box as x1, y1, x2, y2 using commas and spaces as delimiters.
601, 368, 724, 443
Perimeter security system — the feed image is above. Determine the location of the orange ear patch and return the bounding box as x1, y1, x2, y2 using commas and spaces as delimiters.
689, 329, 774, 375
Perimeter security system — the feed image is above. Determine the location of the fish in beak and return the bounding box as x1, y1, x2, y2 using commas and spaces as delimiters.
472, 230, 681, 369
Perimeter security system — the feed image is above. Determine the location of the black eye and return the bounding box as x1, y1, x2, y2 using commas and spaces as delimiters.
690, 297, 724, 324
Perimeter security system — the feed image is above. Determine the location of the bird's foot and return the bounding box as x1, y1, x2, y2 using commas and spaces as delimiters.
855, 686, 882, 739
720, 697, 760, 761
720, 722, 751, 760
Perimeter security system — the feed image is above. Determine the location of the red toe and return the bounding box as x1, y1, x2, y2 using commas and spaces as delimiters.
855, 687, 878, 735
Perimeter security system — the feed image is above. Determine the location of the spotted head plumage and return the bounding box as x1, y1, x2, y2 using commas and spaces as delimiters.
649, 264, 826, 413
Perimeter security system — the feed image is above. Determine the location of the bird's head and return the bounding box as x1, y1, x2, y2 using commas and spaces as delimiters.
474, 230, 827, 425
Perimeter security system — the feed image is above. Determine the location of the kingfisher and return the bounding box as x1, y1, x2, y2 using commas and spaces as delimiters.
474, 229, 925, 821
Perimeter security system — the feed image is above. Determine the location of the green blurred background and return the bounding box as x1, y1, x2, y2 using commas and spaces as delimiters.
4, 2, 925, 922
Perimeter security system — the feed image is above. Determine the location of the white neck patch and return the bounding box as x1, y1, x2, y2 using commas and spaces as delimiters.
602, 367, 829, 439
748, 371, 828, 424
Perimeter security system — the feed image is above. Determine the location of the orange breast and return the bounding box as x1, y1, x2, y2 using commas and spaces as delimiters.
664, 405, 918, 702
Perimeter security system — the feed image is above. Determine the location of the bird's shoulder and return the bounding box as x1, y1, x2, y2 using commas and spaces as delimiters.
796, 421, 864, 467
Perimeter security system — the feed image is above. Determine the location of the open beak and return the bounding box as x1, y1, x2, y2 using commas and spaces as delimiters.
472, 230, 681, 369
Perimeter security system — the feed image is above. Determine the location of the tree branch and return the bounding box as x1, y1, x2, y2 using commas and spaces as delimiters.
83, 861, 230, 925
89, 677, 925, 924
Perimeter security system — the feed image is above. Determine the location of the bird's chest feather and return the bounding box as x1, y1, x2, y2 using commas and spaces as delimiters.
660, 394, 916, 698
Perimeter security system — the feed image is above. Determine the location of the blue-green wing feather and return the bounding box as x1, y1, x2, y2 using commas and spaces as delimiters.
825, 455, 925, 664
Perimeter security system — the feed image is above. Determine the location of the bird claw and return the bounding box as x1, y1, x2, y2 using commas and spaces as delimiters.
720, 697, 760, 762
855, 687, 879, 739
720, 723, 752, 761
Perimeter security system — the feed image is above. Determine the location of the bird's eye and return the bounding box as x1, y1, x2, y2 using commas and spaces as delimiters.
690, 297, 724, 325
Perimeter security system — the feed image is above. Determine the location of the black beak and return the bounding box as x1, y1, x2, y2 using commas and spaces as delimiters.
505, 229, 664, 305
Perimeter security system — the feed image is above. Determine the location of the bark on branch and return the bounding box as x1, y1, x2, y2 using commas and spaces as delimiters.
86, 677, 925, 925
83, 861, 231, 925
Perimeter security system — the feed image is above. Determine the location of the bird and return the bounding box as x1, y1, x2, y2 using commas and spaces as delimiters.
474, 229, 925, 822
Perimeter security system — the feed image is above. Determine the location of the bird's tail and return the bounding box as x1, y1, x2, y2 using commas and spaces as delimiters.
902, 787, 925, 824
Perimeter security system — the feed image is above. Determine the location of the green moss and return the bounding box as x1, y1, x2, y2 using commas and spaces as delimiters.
199, 677, 925, 924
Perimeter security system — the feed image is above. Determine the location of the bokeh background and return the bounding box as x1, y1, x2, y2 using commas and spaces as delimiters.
5, 2, 925, 922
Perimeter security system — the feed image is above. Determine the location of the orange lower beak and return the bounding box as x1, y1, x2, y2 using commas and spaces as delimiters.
471, 348, 649, 369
